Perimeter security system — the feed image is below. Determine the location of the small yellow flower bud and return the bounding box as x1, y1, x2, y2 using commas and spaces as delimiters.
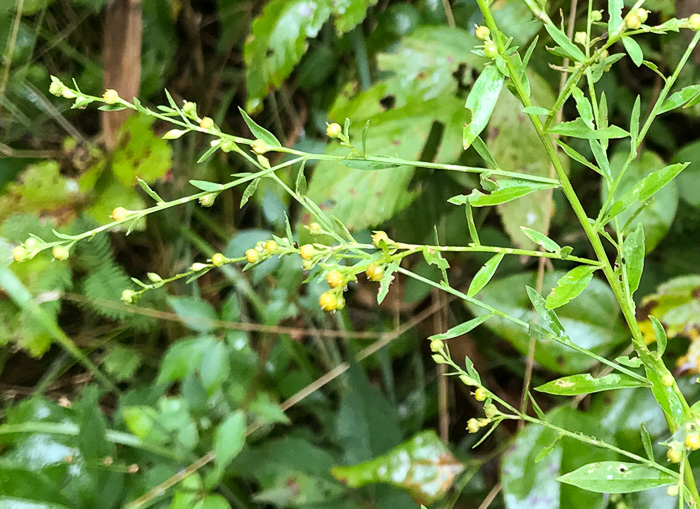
319, 291, 338, 312
251, 139, 269, 155
12, 246, 27, 263
484, 404, 498, 419
685, 433, 700, 451
255, 241, 266, 253
430, 339, 444, 353
52, 245, 70, 261
574, 31, 587, 45
467, 418, 480, 433
308, 222, 323, 235
689, 13, 700, 31
190, 263, 208, 271
591, 10, 603, 22
478, 418, 491, 427
211, 253, 226, 267
326, 270, 344, 288
61, 88, 77, 99
299, 244, 316, 260
121, 289, 136, 304
245, 249, 259, 264
475, 26, 490, 41
372, 231, 390, 248
199, 117, 214, 130
625, 12, 642, 30
24, 238, 38, 249
365, 263, 384, 282
326, 122, 342, 138
111, 207, 129, 221
667, 485, 679, 497
662, 375, 675, 387
49, 81, 63, 97
102, 89, 120, 104
474, 387, 487, 402
264, 240, 278, 253
637, 9, 649, 23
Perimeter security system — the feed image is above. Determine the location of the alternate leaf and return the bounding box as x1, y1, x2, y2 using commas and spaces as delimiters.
238, 107, 281, 147
571, 87, 594, 129
558, 462, 675, 493
527, 285, 565, 336
658, 84, 700, 114
467, 180, 558, 207
546, 266, 598, 309
623, 223, 645, 296
463, 65, 504, 149
377, 261, 399, 305
649, 315, 667, 357
190, 180, 225, 192
520, 227, 561, 252
622, 37, 643, 67
549, 118, 629, 140
608, 0, 624, 34
468, 253, 504, 297
535, 373, 647, 396
429, 313, 494, 340
544, 24, 586, 62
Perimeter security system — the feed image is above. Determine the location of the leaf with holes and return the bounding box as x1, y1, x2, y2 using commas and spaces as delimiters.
558, 462, 675, 493
536, 373, 647, 396
546, 266, 598, 310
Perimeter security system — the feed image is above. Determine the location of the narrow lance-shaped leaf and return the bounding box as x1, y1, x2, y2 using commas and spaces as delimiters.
467, 181, 558, 207
608, 0, 624, 34
520, 227, 561, 252
630, 96, 641, 145
239, 107, 282, 147
623, 223, 645, 296
544, 24, 586, 62
463, 65, 504, 149
658, 84, 700, 114
558, 462, 676, 493
572, 87, 594, 129
377, 261, 399, 305
549, 118, 630, 140
546, 265, 598, 309
640, 424, 654, 461
556, 139, 604, 176
535, 373, 647, 396
430, 313, 494, 340
526, 286, 565, 336
650, 315, 667, 357
467, 254, 504, 297
603, 162, 689, 223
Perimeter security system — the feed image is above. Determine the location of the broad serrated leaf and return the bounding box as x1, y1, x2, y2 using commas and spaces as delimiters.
546, 265, 597, 309
463, 65, 504, 149
467, 253, 504, 297
429, 313, 493, 340
623, 223, 645, 296
558, 462, 675, 493
535, 373, 646, 396
520, 227, 561, 252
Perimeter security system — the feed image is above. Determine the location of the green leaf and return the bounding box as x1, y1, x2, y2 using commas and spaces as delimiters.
640, 424, 654, 461
429, 313, 493, 340
544, 24, 586, 62
546, 265, 598, 309
468, 253, 504, 297
190, 180, 225, 192
658, 85, 700, 114
649, 315, 667, 357
608, 0, 624, 33
467, 180, 558, 207
137, 177, 164, 203
238, 107, 281, 147
630, 96, 641, 145
527, 286, 565, 336
244, 0, 333, 111
112, 115, 173, 185
522, 106, 550, 115
158, 337, 211, 383
623, 223, 645, 296
622, 37, 643, 67
558, 462, 675, 493
556, 140, 603, 176
200, 340, 231, 396
194, 494, 232, 509
602, 152, 683, 251
520, 227, 561, 252
549, 118, 630, 140
463, 65, 504, 149
240, 179, 259, 207
535, 373, 647, 396
331, 430, 463, 505
422, 248, 449, 270
604, 160, 687, 231
572, 87, 595, 129
215, 411, 247, 477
